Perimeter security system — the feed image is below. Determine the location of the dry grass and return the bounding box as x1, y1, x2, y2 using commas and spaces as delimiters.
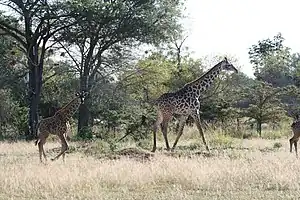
0, 128, 299, 200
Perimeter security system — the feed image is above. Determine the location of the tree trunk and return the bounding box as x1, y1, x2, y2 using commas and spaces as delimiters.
26, 46, 40, 140
77, 102, 90, 138
236, 118, 240, 132
256, 120, 262, 137
77, 72, 90, 138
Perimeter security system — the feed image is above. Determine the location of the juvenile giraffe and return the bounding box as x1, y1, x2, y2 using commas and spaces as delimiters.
290, 120, 300, 158
152, 57, 238, 152
35, 91, 88, 163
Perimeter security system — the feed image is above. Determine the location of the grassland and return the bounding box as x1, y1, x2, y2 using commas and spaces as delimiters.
0, 125, 299, 200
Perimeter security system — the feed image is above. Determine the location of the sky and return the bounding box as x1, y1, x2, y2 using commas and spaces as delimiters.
183, 0, 300, 77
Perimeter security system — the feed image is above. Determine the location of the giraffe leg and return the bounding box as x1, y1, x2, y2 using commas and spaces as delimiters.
161, 123, 170, 151
295, 139, 298, 158
161, 115, 172, 151
290, 137, 294, 153
192, 114, 210, 152
51, 134, 69, 161
65, 122, 71, 141
62, 133, 68, 162
62, 152, 66, 162
38, 141, 43, 163
42, 140, 47, 162
151, 111, 163, 152
38, 138, 47, 164
172, 115, 188, 151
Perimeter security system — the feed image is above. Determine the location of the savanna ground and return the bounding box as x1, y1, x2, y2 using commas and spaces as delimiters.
0, 123, 299, 200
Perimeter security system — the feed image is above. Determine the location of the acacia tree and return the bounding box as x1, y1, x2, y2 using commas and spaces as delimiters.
0, 0, 78, 139
248, 33, 295, 87
55, 0, 185, 137
241, 81, 295, 136
248, 33, 300, 120
249, 33, 284, 72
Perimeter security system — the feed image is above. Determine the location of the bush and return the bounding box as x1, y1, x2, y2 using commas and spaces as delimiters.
273, 142, 282, 149
261, 130, 283, 140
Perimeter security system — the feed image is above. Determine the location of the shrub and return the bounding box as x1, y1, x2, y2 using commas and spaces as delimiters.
261, 130, 283, 140
273, 142, 282, 149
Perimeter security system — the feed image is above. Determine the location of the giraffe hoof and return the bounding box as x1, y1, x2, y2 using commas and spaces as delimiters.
51, 158, 55, 161
151, 149, 156, 153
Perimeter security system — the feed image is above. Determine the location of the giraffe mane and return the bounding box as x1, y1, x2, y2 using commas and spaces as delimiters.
60, 97, 80, 110
182, 60, 223, 89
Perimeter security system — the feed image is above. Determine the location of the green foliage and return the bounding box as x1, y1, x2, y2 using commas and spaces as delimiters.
249, 33, 285, 70
120, 53, 177, 100
261, 130, 285, 140
53, 0, 185, 136
11, 106, 28, 137
167, 57, 203, 91
0, 2, 300, 147
256, 48, 294, 87
210, 133, 234, 148
244, 33, 300, 136
0, 0, 80, 139
199, 66, 254, 122
273, 142, 282, 149
0, 89, 28, 139
240, 81, 289, 136
137, 139, 152, 150
40, 60, 80, 119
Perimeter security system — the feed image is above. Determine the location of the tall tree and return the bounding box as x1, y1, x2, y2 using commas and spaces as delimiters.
249, 33, 284, 72
248, 33, 294, 86
55, 0, 185, 137
241, 81, 295, 136
249, 33, 300, 118
0, 0, 78, 139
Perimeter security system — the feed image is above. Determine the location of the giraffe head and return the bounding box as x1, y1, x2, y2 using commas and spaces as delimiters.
75, 90, 88, 104
219, 57, 238, 73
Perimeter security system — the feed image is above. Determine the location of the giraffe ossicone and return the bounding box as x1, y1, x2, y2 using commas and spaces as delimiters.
151, 57, 238, 152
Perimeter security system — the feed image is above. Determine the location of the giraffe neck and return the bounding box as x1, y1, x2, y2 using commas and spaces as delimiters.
183, 64, 222, 98
56, 98, 81, 121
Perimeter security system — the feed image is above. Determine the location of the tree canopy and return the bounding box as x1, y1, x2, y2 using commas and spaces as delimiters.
0, 2, 299, 141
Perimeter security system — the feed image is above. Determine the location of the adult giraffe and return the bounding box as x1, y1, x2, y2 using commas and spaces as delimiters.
151, 57, 238, 152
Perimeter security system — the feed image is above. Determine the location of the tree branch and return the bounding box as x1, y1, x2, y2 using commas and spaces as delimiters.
0, 2, 22, 15
53, 35, 81, 71
173, 35, 188, 50
0, 22, 26, 47
28, 0, 40, 11
48, 20, 81, 39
